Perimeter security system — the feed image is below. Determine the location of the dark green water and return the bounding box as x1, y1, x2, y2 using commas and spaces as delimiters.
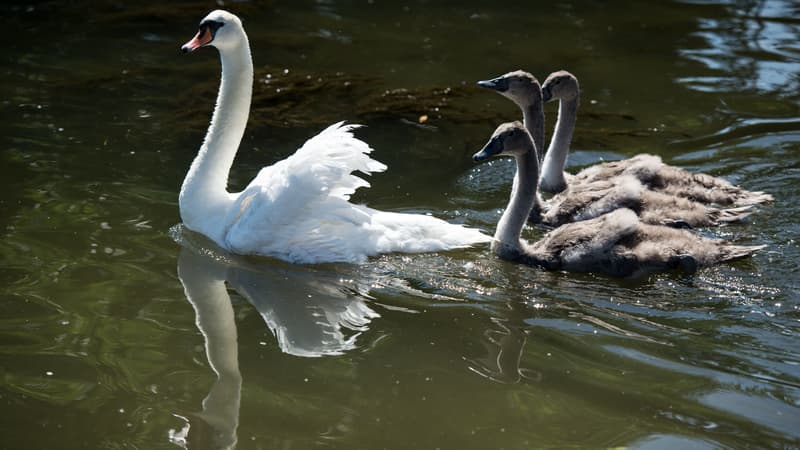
2, 1, 799, 448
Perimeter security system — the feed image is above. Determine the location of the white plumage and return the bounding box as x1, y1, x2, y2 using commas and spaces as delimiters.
179, 11, 489, 264
223, 123, 491, 262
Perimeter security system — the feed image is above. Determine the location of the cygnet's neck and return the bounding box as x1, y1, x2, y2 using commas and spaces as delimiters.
520, 100, 545, 164
180, 35, 253, 233
494, 142, 540, 249
539, 95, 578, 194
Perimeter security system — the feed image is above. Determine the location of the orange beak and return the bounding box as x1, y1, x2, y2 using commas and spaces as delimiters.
181, 27, 213, 53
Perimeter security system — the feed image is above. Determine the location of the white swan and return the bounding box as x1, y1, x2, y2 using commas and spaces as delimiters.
179, 10, 490, 264
477, 72, 752, 228
473, 121, 765, 277
479, 70, 773, 206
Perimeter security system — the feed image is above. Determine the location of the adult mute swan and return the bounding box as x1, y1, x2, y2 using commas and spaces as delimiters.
473, 122, 765, 277
479, 70, 773, 206
179, 10, 489, 264
477, 73, 751, 228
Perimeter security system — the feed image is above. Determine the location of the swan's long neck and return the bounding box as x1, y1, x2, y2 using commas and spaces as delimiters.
180, 33, 253, 233
494, 144, 539, 248
522, 103, 545, 164
540, 95, 578, 194
178, 250, 241, 448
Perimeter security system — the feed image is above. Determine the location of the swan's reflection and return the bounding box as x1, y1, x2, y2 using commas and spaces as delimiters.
171, 247, 242, 450
169, 226, 379, 449
226, 256, 378, 358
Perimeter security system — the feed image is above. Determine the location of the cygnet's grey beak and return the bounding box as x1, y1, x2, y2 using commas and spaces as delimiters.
473, 136, 504, 162
477, 77, 509, 93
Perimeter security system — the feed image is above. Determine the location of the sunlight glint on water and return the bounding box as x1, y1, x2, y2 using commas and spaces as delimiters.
0, 1, 798, 448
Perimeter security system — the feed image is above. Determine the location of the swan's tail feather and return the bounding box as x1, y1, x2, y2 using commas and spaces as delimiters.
274, 210, 491, 264
667, 171, 773, 207
734, 191, 774, 206
715, 205, 754, 223
371, 211, 492, 253
718, 243, 767, 262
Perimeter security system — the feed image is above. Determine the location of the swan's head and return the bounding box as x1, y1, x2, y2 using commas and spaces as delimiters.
541, 70, 579, 103
181, 10, 244, 53
477, 70, 541, 106
473, 121, 533, 162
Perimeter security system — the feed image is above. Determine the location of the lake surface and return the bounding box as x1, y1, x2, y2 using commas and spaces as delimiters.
2, 0, 799, 448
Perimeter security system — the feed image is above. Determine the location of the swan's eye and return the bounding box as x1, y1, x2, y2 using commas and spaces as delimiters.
200, 20, 225, 37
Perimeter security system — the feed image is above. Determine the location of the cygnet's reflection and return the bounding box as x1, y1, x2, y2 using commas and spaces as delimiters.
170, 226, 379, 449
464, 301, 541, 384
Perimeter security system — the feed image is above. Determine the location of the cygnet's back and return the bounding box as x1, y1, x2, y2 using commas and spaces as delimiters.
525, 209, 765, 277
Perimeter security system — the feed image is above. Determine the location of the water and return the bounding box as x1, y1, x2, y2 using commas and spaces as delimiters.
2, 1, 799, 448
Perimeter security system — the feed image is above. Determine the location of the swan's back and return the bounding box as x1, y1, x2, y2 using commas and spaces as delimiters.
539, 174, 751, 228
526, 208, 640, 273
523, 208, 763, 277
633, 223, 766, 267
572, 153, 773, 206
222, 123, 490, 263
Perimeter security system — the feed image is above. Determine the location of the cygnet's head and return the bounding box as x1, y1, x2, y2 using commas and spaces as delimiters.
181, 10, 244, 53
477, 70, 541, 106
541, 70, 579, 103
473, 121, 533, 162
